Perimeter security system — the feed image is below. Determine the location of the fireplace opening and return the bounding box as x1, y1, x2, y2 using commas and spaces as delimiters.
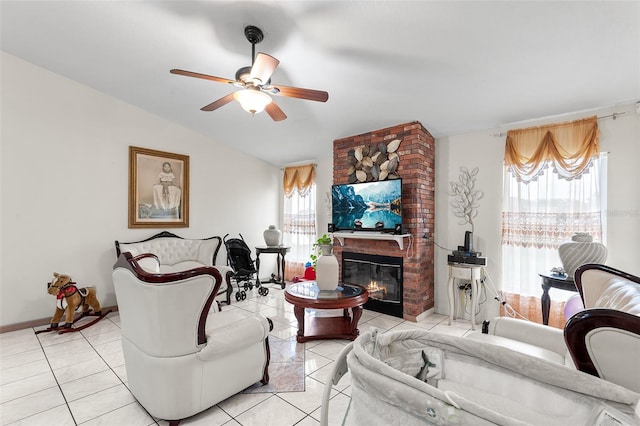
342, 252, 403, 318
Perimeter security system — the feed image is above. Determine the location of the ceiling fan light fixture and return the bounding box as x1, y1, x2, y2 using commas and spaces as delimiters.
233, 88, 272, 115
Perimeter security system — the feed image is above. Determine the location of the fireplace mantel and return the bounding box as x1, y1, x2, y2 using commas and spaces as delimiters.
332, 232, 411, 250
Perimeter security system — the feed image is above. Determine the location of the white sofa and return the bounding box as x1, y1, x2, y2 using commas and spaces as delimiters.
115, 231, 233, 305
467, 263, 640, 393
112, 252, 272, 424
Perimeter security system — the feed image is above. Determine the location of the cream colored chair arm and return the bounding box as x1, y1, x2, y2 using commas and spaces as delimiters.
466, 317, 571, 365
197, 313, 270, 361
487, 317, 568, 355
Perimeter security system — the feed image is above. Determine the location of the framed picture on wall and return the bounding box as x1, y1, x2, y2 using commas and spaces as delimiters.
129, 146, 189, 228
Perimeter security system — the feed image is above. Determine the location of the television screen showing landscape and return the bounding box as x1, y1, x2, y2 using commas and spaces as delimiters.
331, 179, 402, 231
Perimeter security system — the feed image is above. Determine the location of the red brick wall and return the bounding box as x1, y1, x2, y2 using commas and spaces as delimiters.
332, 121, 435, 320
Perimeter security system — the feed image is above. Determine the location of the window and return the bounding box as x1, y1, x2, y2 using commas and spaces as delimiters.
282, 165, 316, 279
500, 116, 606, 326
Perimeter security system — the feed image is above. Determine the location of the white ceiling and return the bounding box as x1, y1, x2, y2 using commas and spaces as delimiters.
2, 1, 639, 165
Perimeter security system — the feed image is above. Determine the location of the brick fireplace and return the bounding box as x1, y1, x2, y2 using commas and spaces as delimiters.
332, 121, 435, 321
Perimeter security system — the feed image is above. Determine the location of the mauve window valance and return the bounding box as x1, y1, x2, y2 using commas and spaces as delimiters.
283, 164, 315, 197
504, 116, 600, 182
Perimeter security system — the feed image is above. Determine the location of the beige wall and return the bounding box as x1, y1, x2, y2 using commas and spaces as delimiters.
1, 53, 281, 326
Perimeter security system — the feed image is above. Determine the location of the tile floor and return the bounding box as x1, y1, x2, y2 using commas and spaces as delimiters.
0, 284, 474, 425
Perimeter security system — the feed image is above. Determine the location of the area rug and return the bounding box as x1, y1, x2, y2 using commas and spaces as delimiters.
242, 338, 305, 393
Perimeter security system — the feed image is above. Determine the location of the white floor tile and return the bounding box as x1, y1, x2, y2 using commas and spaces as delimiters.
0, 385, 66, 424
36, 329, 86, 348
53, 357, 109, 384
79, 401, 155, 426
0, 330, 41, 358
306, 340, 349, 360
310, 392, 351, 425
61, 369, 121, 402
307, 362, 351, 391
0, 359, 52, 386
9, 403, 75, 426
177, 404, 233, 425
304, 350, 332, 375
216, 392, 272, 418
68, 383, 136, 424
0, 370, 58, 402
0, 348, 45, 371
277, 376, 335, 414
79, 319, 121, 338
84, 329, 121, 347
295, 416, 320, 426
234, 394, 306, 426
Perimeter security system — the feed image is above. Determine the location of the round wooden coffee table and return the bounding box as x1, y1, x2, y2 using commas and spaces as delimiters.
284, 282, 368, 343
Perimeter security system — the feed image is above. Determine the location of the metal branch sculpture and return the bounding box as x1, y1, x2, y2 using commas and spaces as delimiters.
449, 166, 483, 233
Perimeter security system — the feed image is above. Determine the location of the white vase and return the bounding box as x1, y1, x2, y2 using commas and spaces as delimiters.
316, 252, 339, 291
263, 225, 282, 246
558, 233, 607, 280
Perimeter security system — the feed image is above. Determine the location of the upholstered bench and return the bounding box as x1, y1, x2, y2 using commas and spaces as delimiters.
115, 231, 233, 305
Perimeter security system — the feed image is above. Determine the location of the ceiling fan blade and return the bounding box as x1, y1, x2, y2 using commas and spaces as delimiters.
249, 53, 280, 85
271, 85, 329, 102
170, 69, 235, 85
200, 93, 235, 112
265, 101, 287, 121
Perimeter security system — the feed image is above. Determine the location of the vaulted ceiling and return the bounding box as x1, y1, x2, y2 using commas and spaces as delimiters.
2, 1, 638, 165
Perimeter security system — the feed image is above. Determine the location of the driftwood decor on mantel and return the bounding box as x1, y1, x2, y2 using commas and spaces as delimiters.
347, 139, 401, 182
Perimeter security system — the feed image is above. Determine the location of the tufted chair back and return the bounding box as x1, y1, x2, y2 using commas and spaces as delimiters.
115, 232, 233, 306
115, 231, 221, 271
113, 253, 219, 357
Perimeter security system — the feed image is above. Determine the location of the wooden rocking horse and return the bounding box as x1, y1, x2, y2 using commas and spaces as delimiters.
35, 272, 111, 335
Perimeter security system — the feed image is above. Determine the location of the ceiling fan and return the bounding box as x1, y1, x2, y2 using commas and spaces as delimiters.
170, 25, 329, 121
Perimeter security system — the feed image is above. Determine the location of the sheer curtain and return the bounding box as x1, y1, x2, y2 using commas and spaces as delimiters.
501, 116, 606, 328
282, 164, 317, 280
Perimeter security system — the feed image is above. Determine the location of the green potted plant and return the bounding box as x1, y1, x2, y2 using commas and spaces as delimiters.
311, 233, 339, 291
310, 233, 333, 269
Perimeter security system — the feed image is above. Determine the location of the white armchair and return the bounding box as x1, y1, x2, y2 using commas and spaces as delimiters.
112, 252, 272, 425
467, 264, 640, 393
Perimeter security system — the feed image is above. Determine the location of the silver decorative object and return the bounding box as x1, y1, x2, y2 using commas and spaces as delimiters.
449, 167, 483, 232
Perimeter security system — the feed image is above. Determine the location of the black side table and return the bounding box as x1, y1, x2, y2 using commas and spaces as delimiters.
539, 273, 578, 325
255, 246, 290, 289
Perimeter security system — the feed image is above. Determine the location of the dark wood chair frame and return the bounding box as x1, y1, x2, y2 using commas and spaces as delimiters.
565, 263, 640, 378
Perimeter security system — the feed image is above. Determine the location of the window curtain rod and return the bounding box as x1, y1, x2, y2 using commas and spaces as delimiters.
280, 163, 317, 171
491, 111, 627, 138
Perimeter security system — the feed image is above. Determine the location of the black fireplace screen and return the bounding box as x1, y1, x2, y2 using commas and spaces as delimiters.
342, 252, 403, 306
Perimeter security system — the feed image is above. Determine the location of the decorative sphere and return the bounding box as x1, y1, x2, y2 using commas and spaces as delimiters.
564, 294, 584, 320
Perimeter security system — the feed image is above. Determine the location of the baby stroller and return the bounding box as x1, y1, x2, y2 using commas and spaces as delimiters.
223, 234, 269, 301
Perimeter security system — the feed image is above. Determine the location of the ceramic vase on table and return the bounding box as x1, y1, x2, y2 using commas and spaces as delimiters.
263, 225, 282, 247
558, 233, 607, 280
315, 244, 339, 291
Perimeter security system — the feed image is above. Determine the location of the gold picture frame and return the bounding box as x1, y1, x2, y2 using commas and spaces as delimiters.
129, 146, 189, 228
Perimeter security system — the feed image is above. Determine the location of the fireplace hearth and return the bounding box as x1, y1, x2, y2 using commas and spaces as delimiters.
342, 252, 403, 318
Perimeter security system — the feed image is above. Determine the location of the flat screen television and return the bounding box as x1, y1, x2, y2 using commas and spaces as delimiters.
331, 179, 402, 232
